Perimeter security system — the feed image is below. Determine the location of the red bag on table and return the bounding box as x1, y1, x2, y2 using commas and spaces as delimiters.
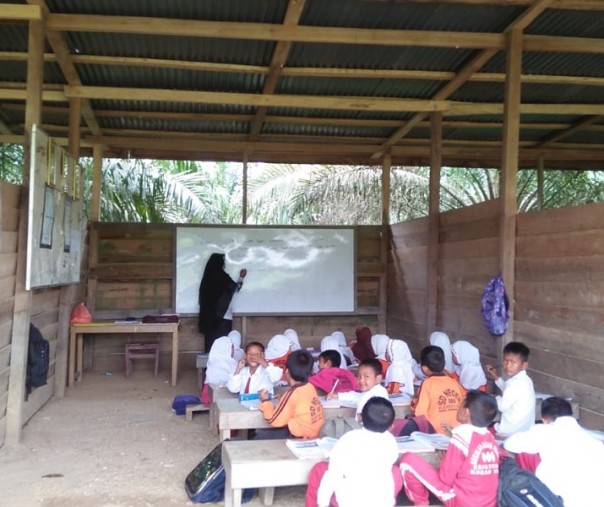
70, 302, 92, 324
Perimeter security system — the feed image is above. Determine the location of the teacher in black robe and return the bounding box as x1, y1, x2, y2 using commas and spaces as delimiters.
198, 253, 247, 352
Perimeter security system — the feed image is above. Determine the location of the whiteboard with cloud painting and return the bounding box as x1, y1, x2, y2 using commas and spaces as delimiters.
175, 226, 355, 314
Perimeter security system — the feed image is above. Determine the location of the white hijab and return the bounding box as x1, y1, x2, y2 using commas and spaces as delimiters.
320, 335, 347, 369
228, 330, 245, 362
331, 330, 355, 365
371, 334, 390, 360
284, 328, 301, 351
385, 339, 415, 396
451, 340, 487, 390
265, 334, 291, 360
205, 336, 236, 386
429, 331, 455, 373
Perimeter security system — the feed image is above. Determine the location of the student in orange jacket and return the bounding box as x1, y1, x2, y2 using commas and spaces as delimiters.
258, 349, 324, 439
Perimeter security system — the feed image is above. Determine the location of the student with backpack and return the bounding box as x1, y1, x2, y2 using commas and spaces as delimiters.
503, 396, 604, 507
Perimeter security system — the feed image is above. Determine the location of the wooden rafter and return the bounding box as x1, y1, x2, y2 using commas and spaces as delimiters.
0, 4, 42, 20
2, 51, 604, 88
374, 0, 555, 157
44, 14, 604, 54
248, 0, 306, 140
535, 115, 603, 148
27, 0, 101, 136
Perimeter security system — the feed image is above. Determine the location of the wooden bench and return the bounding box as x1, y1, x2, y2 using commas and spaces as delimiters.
222, 439, 325, 507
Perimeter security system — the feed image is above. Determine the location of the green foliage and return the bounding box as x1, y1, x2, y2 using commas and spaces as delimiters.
0, 144, 24, 184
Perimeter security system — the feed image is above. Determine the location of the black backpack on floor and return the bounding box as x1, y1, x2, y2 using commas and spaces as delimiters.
26, 324, 49, 398
498, 457, 564, 507
185, 442, 256, 503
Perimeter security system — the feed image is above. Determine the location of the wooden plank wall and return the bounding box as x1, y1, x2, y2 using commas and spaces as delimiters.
387, 217, 429, 355
437, 199, 500, 365
0, 181, 19, 448
515, 202, 604, 429
387, 201, 500, 362
88, 223, 382, 373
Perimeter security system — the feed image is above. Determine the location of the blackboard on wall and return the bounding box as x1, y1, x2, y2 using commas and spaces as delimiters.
175, 226, 355, 315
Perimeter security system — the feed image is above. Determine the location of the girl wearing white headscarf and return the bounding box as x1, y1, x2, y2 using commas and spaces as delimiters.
429, 331, 455, 374
370, 334, 390, 376
385, 339, 415, 397
265, 334, 292, 380
228, 330, 245, 362
320, 335, 347, 369
202, 336, 237, 404
331, 330, 355, 366
451, 340, 487, 391
284, 328, 301, 351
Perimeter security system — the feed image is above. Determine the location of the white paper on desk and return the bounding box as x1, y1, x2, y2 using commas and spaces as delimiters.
395, 436, 435, 454
411, 432, 450, 451
240, 399, 262, 410
286, 437, 337, 459
320, 398, 342, 408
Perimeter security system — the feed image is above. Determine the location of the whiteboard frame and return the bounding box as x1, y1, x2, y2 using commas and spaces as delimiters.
173, 224, 357, 316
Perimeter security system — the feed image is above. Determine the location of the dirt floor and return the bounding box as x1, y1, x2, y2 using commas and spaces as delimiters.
0, 369, 307, 507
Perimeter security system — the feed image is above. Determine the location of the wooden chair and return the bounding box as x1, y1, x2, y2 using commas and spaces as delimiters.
125, 342, 160, 378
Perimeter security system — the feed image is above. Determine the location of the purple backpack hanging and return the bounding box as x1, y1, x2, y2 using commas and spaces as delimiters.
481, 275, 509, 336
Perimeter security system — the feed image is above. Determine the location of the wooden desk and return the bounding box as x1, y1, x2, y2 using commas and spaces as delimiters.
69, 322, 180, 387
223, 439, 325, 507
215, 397, 412, 441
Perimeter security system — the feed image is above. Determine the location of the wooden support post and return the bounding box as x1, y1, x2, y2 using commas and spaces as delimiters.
379, 152, 391, 333
426, 112, 442, 336
90, 143, 103, 222
55, 285, 78, 398
498, 29, 523, 365
537, 156, 544, 211
242, 154, 248, 224
67, 97, 81, 160
6, 18, 44, 445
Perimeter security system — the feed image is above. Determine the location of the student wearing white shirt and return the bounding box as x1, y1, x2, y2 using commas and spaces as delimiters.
504, 397, 604, 507
485, 341, 535, 437
328, 358, 389, 419
306, 397, 403, 507
226, 341, 282, 395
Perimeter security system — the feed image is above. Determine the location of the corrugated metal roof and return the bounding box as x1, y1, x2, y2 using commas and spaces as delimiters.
1, 0, 603, 167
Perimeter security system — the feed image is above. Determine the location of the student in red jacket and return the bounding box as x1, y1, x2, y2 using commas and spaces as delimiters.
309, 349, 359, 395
400, 390, 500, 507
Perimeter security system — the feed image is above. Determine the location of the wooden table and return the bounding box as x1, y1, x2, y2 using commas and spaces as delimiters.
222, 439, 325, 507
215, 397, 412, 441
68, 322, 180, 387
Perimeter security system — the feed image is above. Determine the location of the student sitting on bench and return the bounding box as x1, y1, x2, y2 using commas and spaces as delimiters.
309, 349, 359, 395
226, 341, 282, 396
504, 396, 604, 507
306, 397, 403, 507
257, 349, 324, 439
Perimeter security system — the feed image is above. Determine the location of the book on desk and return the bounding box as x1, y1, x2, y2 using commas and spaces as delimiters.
286, 437, 337, 459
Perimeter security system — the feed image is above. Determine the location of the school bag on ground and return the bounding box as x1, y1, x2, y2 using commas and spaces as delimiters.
184, 442, 256, 503
497, 457, 564, 507
26, 324, 50, 398
319, 416, 360, 439
481, 275, 510, 336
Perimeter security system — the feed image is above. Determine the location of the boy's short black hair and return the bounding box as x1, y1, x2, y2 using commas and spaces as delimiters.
245, 341, 265, 353
319, 349, 341, 368
361, 397, 395, 433
464, 390, 498, 427
503, 341, 530, 362
285, 349, 314, 382
541, 397, 572, 421
359, 358, 382, 377
420, 346, 445, 373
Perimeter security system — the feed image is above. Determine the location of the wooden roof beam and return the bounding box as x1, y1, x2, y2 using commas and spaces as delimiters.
374, 0, 555, 157
364, 0, 604, 10
3, 51, 604, 88
46, 14, 604, 54
0, 4, 42, 20
248, 0, 306, 140
534, 115, 603, 148
28, 0, 101, 136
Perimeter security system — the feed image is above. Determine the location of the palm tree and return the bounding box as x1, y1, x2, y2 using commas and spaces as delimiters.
0, 144, 24, 184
